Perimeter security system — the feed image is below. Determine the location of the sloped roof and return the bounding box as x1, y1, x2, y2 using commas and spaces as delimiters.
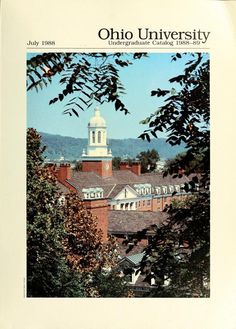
125, 252, 145, 266
66, 169, 192, 198
108, 210, 168, 234
56, 181, 71, 194
119, 252, 145, 267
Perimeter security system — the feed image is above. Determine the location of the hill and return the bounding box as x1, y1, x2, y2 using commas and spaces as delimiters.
40, 132, 185, 161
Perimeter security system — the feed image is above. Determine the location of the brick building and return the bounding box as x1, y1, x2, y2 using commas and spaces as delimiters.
50, 107, 193, 242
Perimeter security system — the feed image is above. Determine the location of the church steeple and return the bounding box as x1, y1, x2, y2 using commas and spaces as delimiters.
81, 107, 113, 177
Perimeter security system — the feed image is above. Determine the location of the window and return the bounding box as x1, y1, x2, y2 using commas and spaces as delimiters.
147, 200, 151, 206
98, 131, 101, 143
163, 186, 167, 194
124, 188, 127, 198
175, 185, 180, 193
92, 131, 95, 143
143, 200, 145, 206
169, 185, 174, 193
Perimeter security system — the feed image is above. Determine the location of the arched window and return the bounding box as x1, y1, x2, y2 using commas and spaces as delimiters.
92, 131, 95, 143
98, 131, 101, 143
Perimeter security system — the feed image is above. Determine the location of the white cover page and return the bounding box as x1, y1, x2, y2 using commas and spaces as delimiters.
1, 0, 236, 328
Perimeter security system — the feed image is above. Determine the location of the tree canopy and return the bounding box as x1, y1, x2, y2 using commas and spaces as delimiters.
27, 128, 85, 297
137, 52, 210, 297
27, 52, 146, 117
27, 128, 129, 297
136, 149, 160, 173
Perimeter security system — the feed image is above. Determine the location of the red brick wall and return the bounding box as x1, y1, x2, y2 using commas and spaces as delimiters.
82, 160, 112, 177
83, 199, 108, 242
119, 162, 141, 176
136, 199, 152, 211
120, 162, 130, 170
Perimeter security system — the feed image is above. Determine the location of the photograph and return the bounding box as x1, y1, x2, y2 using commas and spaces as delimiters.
26, 52, 210, 298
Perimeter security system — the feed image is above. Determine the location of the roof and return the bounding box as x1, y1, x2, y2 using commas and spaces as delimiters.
57, 182, 71, 194
66, 169, 192, 199
88, 107, 106, 127
125, 252, 145, 266
108, 210, 168, 234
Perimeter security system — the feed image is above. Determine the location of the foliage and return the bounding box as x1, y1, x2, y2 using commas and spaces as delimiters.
92, 270, 131, 298
27, 128, 127, 297
27, 128, 86, 297
112, 156, 122, 170
27, 53, 147, 116
165, 151, 205, 174
139, 52, 209, 185
73, 161, 82, 171
141, 193, 210, 297
136, 149, 160, 173
63, 194, 116, 273
137, 53, 210, 297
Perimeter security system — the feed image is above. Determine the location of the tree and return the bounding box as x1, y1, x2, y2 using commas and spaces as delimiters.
136, 149, 160, 173
27, 53, 146, 117
139, 53, 209, 186
27, 128, 130, 297
112, 156, 122, 170
27, 128, 86, 297
164, 151, 205, 175
137, 53, 210, 297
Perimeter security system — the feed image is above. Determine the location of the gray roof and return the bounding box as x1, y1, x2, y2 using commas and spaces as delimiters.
108, 210, 168, 234
65, 169, 192, 199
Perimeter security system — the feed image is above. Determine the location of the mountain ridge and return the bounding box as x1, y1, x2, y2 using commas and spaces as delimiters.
40, 131, 185, 161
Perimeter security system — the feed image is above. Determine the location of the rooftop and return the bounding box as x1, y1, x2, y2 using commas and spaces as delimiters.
108, 210, 168, 234
66, 169, 192, 198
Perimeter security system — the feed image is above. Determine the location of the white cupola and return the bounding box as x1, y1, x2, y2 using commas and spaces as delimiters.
88, 107, 106, 128
82, 107, 112, 158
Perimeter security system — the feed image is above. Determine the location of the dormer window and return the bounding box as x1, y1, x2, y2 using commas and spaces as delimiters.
155, 186, 161, 195
82, 187, 104, 199
162, 186, 167, 194
169, 185, 174, 193
175, 185, 180, 193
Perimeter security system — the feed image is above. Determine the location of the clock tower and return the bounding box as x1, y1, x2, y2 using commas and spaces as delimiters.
81, 107, 113, 177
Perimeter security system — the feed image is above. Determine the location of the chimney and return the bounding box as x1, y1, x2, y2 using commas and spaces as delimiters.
131, 161, 141, 176
119, 161, 131, 171
57, 163, 72, 182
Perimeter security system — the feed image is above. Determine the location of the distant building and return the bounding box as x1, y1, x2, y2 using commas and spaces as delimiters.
47, 108, 194, 291
48, 108, 193, 239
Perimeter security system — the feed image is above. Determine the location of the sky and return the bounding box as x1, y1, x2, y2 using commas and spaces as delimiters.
27, 53, 206, 139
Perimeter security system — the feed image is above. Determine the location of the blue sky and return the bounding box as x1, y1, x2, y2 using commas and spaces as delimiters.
27, 53, 205, 139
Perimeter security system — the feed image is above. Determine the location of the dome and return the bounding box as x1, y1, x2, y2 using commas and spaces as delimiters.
88, 107, 106, 127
